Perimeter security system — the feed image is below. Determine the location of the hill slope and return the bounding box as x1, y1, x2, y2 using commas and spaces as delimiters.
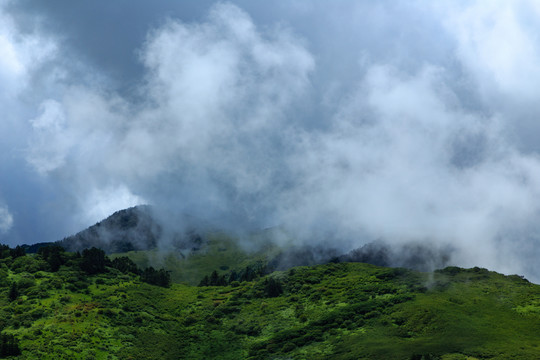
57, 206, 204, 254
58, 206, 161, 253
39, 206, 454, 285
0, 244, 538, 359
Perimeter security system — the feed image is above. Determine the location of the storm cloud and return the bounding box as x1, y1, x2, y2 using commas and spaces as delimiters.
1, 1, 540, 281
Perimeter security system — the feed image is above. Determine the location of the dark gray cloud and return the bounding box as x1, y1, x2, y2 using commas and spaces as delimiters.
1, 0, 540, 282
6, 0, 208, 86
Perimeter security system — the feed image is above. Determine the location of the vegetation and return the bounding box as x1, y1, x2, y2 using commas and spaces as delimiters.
110, 233, 278, 285
0, 242, 537, 359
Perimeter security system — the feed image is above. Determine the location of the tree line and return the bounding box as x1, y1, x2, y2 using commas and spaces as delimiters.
0, 243, 171, 290
198, 260, 283, 297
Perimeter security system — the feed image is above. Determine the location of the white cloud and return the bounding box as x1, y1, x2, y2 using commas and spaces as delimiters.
444, 1, 540, 101
0, 204, 13, 233
0, 1, 56, 98
130, 3, 314, 193
436, 0, 540, 152
280, 64, 540, 278
78, 184, 145, 226
27, 99, 70, 173
23, 2, 314, 228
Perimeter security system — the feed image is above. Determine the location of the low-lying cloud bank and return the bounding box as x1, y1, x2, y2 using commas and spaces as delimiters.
1, 1, 540, 281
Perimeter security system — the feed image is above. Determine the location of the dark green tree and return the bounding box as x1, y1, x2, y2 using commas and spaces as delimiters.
0, 244, 10, 259
217, 275, 227, 286
80, 247, 107, 275
264, 277, 283, 298
228, 270, 238, 283
8, 282, 18, 301
199, 271, 228, 286
38, 245, 66, 272
0, 334, 21, 356
240, 266, 255, 282
10, 245, 25, 259
198, 275, 210, 287
141, 267, 171, 287
111, 256, 138, 274
210, 270, 220, 285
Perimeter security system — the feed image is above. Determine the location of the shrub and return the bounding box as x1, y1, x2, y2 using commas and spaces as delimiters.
231, 323, 261, 336
264, 277, 283, 298
30, 309, 46, 320
25, 287, 48, 299
17, 277, 36, 290
11, 256, 48, 273
183, 316, 197, 326
206, 316, 220, 324
0, 269, 9, 287
282, 341, 296, 352
49, 277, 64, 289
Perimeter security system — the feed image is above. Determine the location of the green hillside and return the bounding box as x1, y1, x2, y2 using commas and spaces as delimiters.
109, 232, 280, 285
0, 244, 538, 359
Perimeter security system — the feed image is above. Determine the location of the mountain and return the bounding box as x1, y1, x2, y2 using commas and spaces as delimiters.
2, 212, 538, 359
0, 241, 538, 359
58, 206, 159, 253
53, 207, 453, 283
57, 206, 204, 254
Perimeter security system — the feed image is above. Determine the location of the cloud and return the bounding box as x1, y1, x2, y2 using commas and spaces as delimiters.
0, 204, 13, 234
0, 0, 59, 242
23, 2, 314, 229
436, 0, 540, 152
0, 0, 56, 136
27, 99, 69, 173
0, 0, 54, 96
279, 64, 540, 277
78, 185, 145, 226
445, 1, 540, 101
2, 1, 540, 281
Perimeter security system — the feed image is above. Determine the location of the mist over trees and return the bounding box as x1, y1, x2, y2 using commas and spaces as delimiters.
2, 1, 540, 283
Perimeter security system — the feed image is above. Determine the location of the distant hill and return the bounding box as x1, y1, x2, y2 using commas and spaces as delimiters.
27, 206, 452, 283
57, 206, 204, 254
337, 241, 452, 272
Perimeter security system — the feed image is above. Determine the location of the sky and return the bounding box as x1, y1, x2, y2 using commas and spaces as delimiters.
1, 0, 540, 281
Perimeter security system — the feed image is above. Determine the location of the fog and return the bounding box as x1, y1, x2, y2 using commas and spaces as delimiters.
1, 1, 540, 281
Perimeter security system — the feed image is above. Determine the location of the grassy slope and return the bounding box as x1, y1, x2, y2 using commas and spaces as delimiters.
110, 232, 279, 285
2, 260, 539, 359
